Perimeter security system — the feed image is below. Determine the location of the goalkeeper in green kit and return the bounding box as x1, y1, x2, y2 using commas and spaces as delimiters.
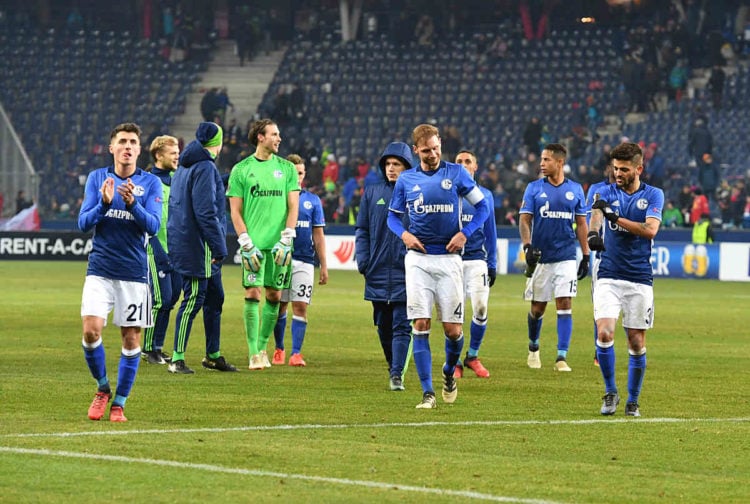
227, 119, 300, 370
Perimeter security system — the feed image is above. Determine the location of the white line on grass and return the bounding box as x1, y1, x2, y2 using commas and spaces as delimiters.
3, 416, 749, 439
0, 446, 561, 504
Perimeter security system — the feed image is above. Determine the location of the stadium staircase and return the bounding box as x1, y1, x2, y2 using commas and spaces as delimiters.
171, 39, 286, 142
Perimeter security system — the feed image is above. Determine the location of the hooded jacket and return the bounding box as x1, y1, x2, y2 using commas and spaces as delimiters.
355, 142, 412, 302
167, 140, 227, 278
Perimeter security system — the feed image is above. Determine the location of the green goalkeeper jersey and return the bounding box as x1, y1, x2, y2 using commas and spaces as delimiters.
227, 154, 300, 250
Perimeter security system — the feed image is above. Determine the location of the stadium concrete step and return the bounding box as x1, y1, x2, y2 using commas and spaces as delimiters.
171, 39, 286, 143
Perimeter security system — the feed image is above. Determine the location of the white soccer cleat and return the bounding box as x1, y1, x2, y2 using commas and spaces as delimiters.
259, 350, 272, 368
527, 350, 542, 369
554, 359, 572, 372
248, 354, 264, 370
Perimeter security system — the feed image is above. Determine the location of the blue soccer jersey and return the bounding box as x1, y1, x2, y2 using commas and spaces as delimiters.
519, 177, 586, 263
292, 190, 325, 264
462, 185, 497, 269
596, 182, 664, 285
78, 166, 162, 283
389, 161, 485, 254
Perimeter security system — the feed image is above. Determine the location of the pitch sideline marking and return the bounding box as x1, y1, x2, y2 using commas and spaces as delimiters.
0, 446, 561, 504
2, 416, 749, 439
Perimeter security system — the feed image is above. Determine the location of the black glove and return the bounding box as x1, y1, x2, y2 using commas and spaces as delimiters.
577, 254, 589, 280
587, 231, 605, 252
592, 199, 619, 223
523, 243, 542, 267
488, 268, 496, 287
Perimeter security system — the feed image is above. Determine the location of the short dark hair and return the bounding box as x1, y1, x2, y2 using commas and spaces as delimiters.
610, 142, 643, 165
456, 149, 477, 159
109, 122, 141, 141
248, 119, 276, 146
543, 143, 567, 159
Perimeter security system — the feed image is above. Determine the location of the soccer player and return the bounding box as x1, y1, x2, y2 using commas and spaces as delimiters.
167, 122, 237, 374
78, 122, 162, 422
387, 124, 491, 409
588, 142, 664, 417
142, 135, 181, 365
454, 150, 497, 379
585, 162, 615, 367
355, 142, 413, 391
227, 119, 300, 370
272, 154, 328, 367
519, 143, 590, 372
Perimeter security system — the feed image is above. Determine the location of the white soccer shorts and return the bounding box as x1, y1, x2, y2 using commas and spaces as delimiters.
463, 259, 490, 322
280, 260, 315, 304
405, 250, 464, 323
593, 278, 654, 329
524, 259, 578, 302
81, 275, 153, 327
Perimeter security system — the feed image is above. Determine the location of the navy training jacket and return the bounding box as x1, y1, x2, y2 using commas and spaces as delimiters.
167, 140, 227, 278
354, 142, 413, 303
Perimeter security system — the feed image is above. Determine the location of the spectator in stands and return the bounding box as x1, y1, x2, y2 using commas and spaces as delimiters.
677, 184, 694, 225
523, 117, 543, 156
322, 154, 340, 186
688, 116, 713, 168
221, 118, 243, 172
200, 87, 219, 122
645, 143, 666, 188
289, 83, 306, 122
441, 126, 462, 161
662, 200, 684, 227
698, 153, 720, 202
717, 179, 733, 226
743, 195, 750, 229
730, 181, 747, 228
15, 190, 32, 215
707, 64, 726, 109
414, 14, 434, 46
690, 187, 710, 224
667, 58, 688, 102
214, 87, 234, 125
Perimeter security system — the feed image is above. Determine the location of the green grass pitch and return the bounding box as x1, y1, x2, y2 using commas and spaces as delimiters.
0, 261, 748, 503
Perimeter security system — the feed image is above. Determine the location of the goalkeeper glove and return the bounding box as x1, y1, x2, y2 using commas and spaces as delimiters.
488, 267, 497, 287
592, 199, 619, 223
523, 243, 542, 278
587, 231, 605, 252
577, 254, 589, 280
238, 232, 263, 272
271, 227, 295, 266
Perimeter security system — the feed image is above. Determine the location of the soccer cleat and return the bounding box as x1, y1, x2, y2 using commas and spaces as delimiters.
272, 348, 286, 365
202, 356, 238, 372
464, 356, 490, 378
168, 359, 195, 374
260, 350, 272, 368
600, 392, 620, 415
248, 354, 265, 370
109, 405, 127, 423
415, 392, 437, 409
87, 391, 111, 421
625, 402, 641, 417
554, 359, 572, 372
159, 351, 172, 363
288, 353, 306, 367
442, 368, 458, 404
527, 350, 542, 369
454, 362, 463, 379
389, 375, 405, 391
142, 350, 166, 365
